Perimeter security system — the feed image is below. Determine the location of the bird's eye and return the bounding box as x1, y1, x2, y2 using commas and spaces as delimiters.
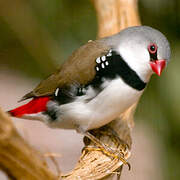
148, 43, 157, 54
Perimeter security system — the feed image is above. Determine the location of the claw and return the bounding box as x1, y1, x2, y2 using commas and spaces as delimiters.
83, 131, 131, 170
118, 156, 131, 170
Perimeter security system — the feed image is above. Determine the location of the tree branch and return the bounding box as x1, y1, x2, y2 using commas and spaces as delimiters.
0, 108, 57, 180
62, 0, 141, 179
0, 0, 141, 179
92, 0, 141, 38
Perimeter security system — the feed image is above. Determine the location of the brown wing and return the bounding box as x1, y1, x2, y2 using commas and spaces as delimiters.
22, 40, 110, 100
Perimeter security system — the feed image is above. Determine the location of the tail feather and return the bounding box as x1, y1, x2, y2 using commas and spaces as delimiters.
9, 97, 50, 117
18, 91, 34, 102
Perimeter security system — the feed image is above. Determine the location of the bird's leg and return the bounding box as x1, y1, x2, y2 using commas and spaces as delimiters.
81, 128, 131, 170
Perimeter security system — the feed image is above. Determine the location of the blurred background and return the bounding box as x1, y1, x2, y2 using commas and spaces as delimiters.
0, 0, 179, 179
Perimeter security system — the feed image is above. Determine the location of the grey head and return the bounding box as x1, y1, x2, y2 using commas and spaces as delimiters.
99, 26, 171, 82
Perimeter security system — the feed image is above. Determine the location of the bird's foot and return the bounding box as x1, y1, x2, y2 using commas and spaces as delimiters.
82, 131, 131, 170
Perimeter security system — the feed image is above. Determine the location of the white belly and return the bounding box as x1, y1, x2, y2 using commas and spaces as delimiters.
50, 77, 143, 131
83, 78, 142, 130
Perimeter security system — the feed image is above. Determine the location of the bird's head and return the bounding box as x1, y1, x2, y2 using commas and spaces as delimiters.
106, 26, 171, 82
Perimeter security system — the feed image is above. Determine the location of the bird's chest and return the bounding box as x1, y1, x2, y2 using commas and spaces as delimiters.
88, 77, 143, 118
72, 77, 143, 130
47, 77, 143, 131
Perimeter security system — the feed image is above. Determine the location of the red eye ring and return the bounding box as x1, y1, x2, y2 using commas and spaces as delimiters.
148, 43, 157, 54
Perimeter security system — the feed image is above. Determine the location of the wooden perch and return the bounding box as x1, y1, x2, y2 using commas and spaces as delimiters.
0, 0, 141, 179
0, 108, 57, 180
92, 0, 141, 38
62, 104, 137, 180
62, 0, 141, 179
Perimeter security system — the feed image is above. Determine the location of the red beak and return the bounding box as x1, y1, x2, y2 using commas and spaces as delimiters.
150, 60, 166, 76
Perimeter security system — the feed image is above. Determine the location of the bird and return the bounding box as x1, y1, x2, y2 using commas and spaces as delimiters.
8, 26, 171, 166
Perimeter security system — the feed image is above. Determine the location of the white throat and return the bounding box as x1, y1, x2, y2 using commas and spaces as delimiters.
117, 46, 153, 83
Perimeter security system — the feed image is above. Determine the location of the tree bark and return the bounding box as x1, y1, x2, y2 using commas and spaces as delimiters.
92, 0, 141, 38
62, 0, 141, 179
0, 0, 141, 179
0, 108, 57, 180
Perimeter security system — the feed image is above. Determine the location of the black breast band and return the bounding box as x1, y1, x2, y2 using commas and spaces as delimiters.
93, 50, 147, 91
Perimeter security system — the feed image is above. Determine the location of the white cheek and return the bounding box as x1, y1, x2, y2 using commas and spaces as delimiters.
116, 45, 152, 82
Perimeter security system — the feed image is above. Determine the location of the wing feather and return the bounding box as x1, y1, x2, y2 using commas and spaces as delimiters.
22, 40, 110, 100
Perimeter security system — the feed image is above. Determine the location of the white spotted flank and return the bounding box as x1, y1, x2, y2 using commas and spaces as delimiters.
55, 88, 59, 96
101, 56, 106, 61
101, 63, 105, 69
105, 61, 109, 66
96, 67, 99, 71
96, 57, 101, 64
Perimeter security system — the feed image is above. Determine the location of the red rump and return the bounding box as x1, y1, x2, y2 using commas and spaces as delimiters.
9, 97, 50, 117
